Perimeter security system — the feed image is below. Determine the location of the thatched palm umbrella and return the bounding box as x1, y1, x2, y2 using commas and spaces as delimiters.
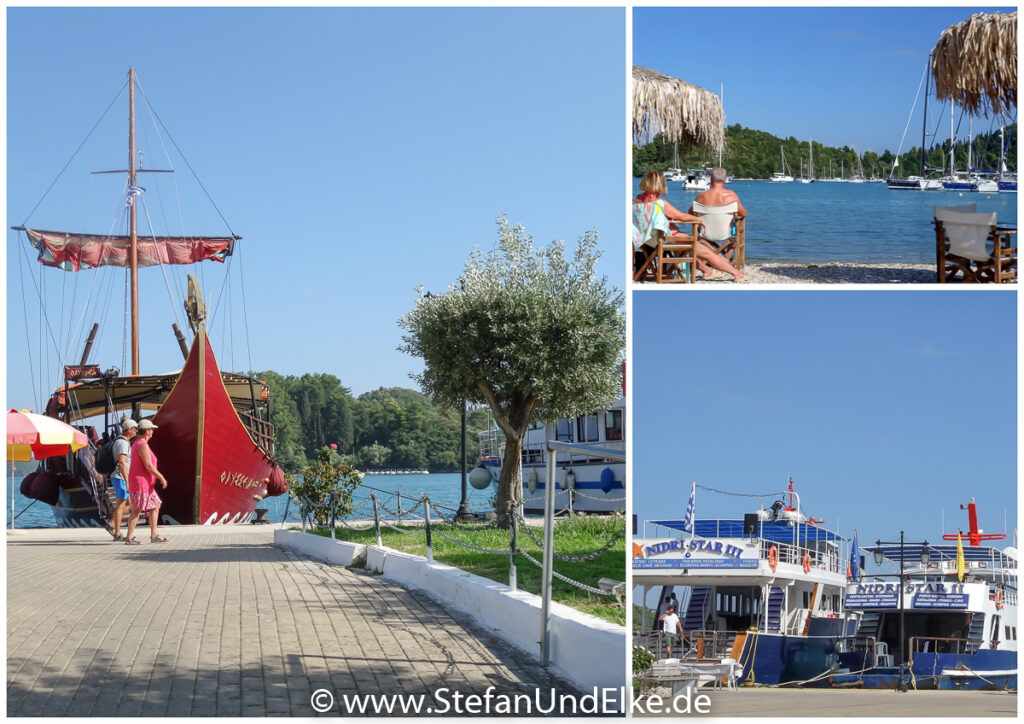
931, 11, 1017, 117
632, 65, 724, 153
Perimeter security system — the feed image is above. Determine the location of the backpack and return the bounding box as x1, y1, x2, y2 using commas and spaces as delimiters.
95, 436, 123, 476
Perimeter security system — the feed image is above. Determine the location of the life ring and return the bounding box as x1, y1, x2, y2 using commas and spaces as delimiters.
996, 589, 1004, 610
802, 552, 811, 573
767, 545, 778, 572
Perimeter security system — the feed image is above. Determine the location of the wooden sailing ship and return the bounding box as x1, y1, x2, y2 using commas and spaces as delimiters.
13, 69, 286, 526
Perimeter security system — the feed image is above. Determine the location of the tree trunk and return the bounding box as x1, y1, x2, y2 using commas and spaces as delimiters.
495, 433, 523, 528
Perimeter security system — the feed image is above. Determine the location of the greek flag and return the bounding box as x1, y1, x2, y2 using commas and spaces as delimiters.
125, 185, 145, 208
682, 482, 696, 533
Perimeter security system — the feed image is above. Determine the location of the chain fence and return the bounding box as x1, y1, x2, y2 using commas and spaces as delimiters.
286, 485, 625, 598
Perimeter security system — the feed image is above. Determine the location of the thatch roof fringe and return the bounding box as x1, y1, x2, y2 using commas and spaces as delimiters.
931, 11, 1017, 117
632, 65, 724, 152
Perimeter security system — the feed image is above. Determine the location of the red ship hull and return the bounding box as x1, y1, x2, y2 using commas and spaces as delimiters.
150, 328, 274, 524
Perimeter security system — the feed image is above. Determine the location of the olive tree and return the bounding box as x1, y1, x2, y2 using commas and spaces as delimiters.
399, 217, 624, 524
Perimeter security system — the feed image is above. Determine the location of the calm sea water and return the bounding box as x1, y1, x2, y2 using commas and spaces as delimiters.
8, 472, 495, 528
633, 178, 1018, 264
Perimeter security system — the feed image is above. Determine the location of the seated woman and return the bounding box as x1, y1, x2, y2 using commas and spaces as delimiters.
634, 171, 746, 281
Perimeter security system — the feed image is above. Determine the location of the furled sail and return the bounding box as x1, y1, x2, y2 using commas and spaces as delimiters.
24, 228, 235, 271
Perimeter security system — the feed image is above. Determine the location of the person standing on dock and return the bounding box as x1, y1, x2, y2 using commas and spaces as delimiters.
107, 418, 138, 541
658, 603, 684, 659
124, 419, 169, 545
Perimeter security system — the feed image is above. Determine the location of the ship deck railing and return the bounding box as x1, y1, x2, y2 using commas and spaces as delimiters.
909, 636, 971, 660
238, 411, 274, 456
836, 635, 882, 669
760, 539, 844, 575
634, 629, 740, 662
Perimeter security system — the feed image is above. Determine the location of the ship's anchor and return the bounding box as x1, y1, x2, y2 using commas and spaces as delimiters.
184, 274, 207, 333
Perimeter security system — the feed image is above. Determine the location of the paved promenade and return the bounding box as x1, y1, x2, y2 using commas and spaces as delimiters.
8, 525, 576, 716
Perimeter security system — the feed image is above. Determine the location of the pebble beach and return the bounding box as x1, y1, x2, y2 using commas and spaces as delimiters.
637, 262, 1020, 285
712, 262, 938, 284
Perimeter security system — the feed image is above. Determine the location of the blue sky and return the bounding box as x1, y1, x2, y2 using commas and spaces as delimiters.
6, 7, 625, 410
633, 6, 1017, 154
633, 291, 1017, 551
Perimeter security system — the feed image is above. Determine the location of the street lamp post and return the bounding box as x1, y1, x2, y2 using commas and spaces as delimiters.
873, 532, 930, 693
456, 400, 471, 520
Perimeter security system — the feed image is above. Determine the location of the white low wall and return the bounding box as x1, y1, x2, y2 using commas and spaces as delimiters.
274, 528, 625, 693
274, 528, 366, 566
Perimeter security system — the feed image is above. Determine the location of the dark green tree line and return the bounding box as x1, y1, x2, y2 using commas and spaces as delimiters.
258, 372, 491, 474
633, 123, 1017, 179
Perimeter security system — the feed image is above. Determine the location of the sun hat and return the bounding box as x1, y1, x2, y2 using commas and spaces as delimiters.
138, 419, 159, 431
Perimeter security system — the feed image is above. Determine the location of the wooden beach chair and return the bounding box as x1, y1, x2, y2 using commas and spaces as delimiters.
632, 229, 698, 283
691, 201, 746, 269
632, 200, 697, 283
933, 205, 1017, 283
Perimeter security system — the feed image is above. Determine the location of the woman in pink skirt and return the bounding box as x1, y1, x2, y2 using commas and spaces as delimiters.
124, 418, 169, 545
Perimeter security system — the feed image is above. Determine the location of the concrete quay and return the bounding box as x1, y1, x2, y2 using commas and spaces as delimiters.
635, 687, 1016, 717
7, 525, 582, 716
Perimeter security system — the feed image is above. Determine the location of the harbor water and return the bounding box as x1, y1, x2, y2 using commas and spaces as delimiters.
633, 178, 1018, 264
8, 471, 496, 528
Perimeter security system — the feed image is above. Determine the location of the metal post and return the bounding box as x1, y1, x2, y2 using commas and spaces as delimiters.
10, 459, 16, 531
372, 493, 382, 547
424, 495, 433, 562
397, 491, 402, 526
330, 491, 336, 540
509, 506, 518, 590
300, 496, 308, 533
457, 400, 470, 519
280, 493, 291, 530
897, 530, 907, 692
540, 439, 557, 667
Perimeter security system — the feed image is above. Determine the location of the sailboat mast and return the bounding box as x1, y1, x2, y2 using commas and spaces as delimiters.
129, 67, 140, 375
949, 99, 955, 176
719, 83, 724, 167
921, 55, 930, 177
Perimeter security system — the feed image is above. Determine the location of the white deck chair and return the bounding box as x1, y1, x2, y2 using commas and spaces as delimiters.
692, 201, 745, 268
932, 205, 1015, 283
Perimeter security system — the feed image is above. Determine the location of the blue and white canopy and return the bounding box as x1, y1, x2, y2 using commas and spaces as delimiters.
650, 518, 845, 544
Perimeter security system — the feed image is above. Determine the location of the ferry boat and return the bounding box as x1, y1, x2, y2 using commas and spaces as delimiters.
830, 501, 1016, 691
473, 396, 625, 514
12, 69, 286, 527
633, 479, 857, 687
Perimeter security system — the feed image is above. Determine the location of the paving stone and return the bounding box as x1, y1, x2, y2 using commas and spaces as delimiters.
7, 525, 583, 716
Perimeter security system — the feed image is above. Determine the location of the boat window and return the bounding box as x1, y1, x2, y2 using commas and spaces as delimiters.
577, 414, 599, 442
990, 615, 1001, 648
1006, 625, 1012, 640
555, 418, 572, 441
604, 410, 623, 441
802, 591, 810, 608
832, 595, 840, 613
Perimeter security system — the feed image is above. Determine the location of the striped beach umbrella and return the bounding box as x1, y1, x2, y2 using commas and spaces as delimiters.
6, 409, 88, 462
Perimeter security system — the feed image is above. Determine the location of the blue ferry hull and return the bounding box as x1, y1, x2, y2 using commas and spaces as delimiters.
831, 649, 1016, 691
737, 620, 853, 686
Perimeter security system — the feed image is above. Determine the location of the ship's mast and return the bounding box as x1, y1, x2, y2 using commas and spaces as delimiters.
129, 67, 140, 375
